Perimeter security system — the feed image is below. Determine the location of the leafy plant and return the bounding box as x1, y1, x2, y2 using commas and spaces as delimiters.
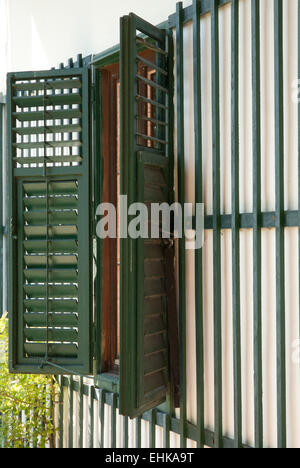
0, 314, 58, 448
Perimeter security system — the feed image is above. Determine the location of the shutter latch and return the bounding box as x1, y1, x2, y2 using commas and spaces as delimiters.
163, 238, 174, 249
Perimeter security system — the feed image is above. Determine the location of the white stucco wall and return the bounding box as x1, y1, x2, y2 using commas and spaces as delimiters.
0, 0, 193, 93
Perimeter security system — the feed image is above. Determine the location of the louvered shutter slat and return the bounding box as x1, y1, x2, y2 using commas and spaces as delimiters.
24, 328, 78, 342
24, 225, 78, 239
24, 239, 78, 253
14, 140, 82, 150
13, 78, 82, 92
23, 181, 78, 195
13, 92, 82, 107
24, 299, 78, 313
24, 343, 78, 358
24, 210, 78, 225
24, 197, 78, 211
24, 269, 78, 283
14, 124, 82, 136
8, 67, 92, 375
14, 155, 83, 166
24, 313, 78, 328
13, 109, 82, 122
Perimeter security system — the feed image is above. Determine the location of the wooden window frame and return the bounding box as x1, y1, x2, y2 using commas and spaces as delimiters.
100, 63, 120, 373
99, 49, 158, 377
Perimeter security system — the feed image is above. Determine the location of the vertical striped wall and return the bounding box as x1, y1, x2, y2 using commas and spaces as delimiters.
31, 0, 300, 449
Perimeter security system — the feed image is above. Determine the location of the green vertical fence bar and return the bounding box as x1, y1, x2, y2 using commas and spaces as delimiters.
193, 0, 205, 449
111, 393, 117, 448
58, 376, 64, 448
123, 416, 129, 448
231, 0, 242, 448
89, 387, 94, 448
68, 377, 74, 448
176, 1, 187, 449
149, 409, 156, 449
58, 380, 254, 448
99, 389, 105, 448
78, 377, 84, 448
251, 0, 263, 449
43, 1, 296, 450
211, 0, 223, 448
274, 0, 286, 449
163, 413, 170, 448
135, 416, 141, 448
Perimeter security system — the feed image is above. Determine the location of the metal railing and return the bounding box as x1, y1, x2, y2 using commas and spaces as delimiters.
57, 0, 300, 449
57, 376, 251, 448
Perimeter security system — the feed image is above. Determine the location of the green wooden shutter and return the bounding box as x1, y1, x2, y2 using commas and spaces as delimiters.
120, 13, 177, 418
7, 68, 92, 375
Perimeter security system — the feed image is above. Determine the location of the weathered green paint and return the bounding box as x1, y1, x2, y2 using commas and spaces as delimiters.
111, 393, 117, 448
163, 413, 170, 448
98, 388, 105, 448
136, 416, 142, 448
274, 0, 286, 449
119, 13, 136, 418
176, 2, 187, 449
59, 376, 252, 448
123, 416, 129, 448
93, 67, 103, 375
120, 13, 173, 419
58, 376, 64, 448
7, 67, 93, 375
251, 0, 263, 449
89, 386, 95, 448
149, 409, 156, 448
192, 0, 204, 449
168, 0, 231, 28
231, 0, 242, 449
68, 376, 74, 448
211, 0, 223, 448
78, 377, 84, 448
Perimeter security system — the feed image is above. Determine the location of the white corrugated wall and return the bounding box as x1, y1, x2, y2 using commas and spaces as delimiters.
178, 0, 300, 448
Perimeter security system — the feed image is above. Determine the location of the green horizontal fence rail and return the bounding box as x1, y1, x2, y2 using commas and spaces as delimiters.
55, 0, 296, 449
58, 376, 252, 448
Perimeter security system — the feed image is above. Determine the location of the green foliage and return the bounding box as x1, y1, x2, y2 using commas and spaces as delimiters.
0, 315, 58, 448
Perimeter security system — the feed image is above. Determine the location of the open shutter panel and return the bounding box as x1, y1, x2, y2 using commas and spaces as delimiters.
8, 68, 92, 375
120, 13, 178, 418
